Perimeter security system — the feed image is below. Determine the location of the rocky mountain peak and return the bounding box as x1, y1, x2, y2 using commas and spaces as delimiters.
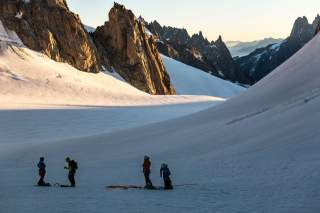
215, 36, 228, 53
45, 0, 69, 8
93, 3, 175, 95
316, 22, 320, 35
0, 0, 101, 72
215, 35, 224, 44
198, 31, 204, 38
147, 20, 163, 37
292, 16, 309, 28
290, 16, 314, 40
146, 21, 190, 45
189, 31, 210, 49
312, 14, 320, 32
111, 2, 135, 22
191, 31, 208, 42
145, 19, 251, 84
165, 27, 190, 45
237, 14, 320, 83
214, 36, 228, 55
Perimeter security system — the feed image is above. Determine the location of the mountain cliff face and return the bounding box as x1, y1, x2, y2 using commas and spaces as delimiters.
93, 3, 175, 95
312, 14, 320, 32
0, 1, 175, 95
214, 36, 249, 83
237, 16, 320, 83
315, 15, 320, 34
0, 0, 101, 73
317, 24, 320, 34
145, 21, 251, 85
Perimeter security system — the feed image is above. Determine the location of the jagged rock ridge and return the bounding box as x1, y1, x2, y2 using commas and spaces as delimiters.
315, 15, 320, 35
93, 3, 175, 95
145, 21, 251, 85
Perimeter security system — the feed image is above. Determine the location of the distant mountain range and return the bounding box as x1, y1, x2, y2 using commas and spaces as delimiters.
144, 21, 251, 85
236, 15, 320, 83
84, 25, 95, 33
144, 15, 319, 85
226, 38, 283, 57
58, 11, 320, 87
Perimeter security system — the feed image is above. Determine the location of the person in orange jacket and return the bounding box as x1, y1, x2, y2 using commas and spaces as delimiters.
142, 155, 153, 188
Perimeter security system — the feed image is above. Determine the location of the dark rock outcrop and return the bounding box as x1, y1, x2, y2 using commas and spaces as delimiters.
93, 3, 175, 95
312, 14, 320, 32
0, 0, 101, 72
316, 23, 320, 35
237, 15, 320, 83
145, 21, 251, 84
213, 36, 249, 84
314, 15, 320, 35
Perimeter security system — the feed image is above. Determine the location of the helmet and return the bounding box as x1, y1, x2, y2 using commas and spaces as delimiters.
144, 155, 150, 160
65, 157, 71, 162
40, 157, 45, 161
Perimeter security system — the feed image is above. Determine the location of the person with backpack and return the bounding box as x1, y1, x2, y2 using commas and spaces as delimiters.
142, 155, 153, 188
64, 157, 78, 187
37, 157, 49, 186
160, 163, 173, 190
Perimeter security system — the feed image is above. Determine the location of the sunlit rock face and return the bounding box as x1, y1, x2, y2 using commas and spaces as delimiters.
0, 0, 101, 73
93, 3, 176, 95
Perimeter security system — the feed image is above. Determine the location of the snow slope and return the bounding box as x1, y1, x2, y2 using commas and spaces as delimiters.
0, 42, 223, 107
1, 27, 320, 213
0, 39, 225, 144
0, 103, 217, 144
162, 55, 245, 98
0, 20, 243, 107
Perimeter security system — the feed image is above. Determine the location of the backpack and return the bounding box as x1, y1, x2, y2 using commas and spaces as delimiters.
161, 167, 171, 178
70, 160, 78, 171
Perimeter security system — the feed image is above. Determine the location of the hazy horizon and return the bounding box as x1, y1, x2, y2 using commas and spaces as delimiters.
67, 0, 319, 42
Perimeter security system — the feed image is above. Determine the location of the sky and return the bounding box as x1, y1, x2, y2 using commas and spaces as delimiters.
67, 0, 320, 42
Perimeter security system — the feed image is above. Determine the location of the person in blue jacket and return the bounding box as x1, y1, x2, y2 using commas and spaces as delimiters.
160, 163, 173, 190
37, 157, 47, 186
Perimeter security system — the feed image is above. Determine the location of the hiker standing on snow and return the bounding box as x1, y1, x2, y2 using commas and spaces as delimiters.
142, 155, 153, 188
64, 157, 78, 187
37, 157, 47, 186
160, 163, 173, 190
